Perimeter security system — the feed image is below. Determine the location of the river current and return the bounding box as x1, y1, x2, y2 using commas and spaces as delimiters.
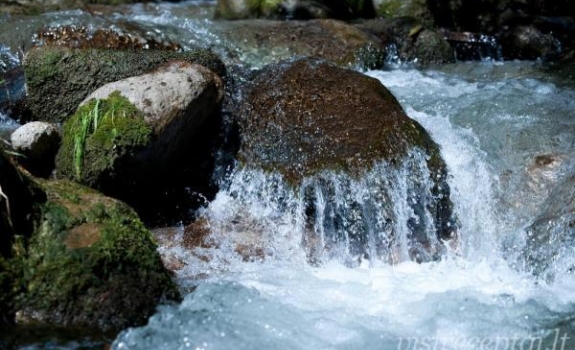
110, 63, 575, 350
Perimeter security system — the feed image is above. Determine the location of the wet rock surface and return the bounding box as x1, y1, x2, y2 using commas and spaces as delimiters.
236, 59, 457, 257
214, 18, 388, 69
14, 179, 180, 330
238, 58, 443, 181
23, 46, 225, 123
36, 25, 183, 51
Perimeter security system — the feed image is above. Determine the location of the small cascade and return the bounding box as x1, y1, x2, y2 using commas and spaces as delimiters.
199, 148, 456, 268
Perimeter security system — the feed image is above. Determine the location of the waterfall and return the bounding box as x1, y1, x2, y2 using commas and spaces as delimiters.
199, 148, 453, 269
112, 63, 575, 350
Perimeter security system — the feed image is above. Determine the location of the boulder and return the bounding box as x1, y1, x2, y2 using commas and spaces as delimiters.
214, 19, 388, 69
239, 59, 446, 182
35, 25, 182, 51
1, 149, 178, 329
15, 179, 180, 330
354, 18, 456, 65
501, 25, 562, 60
24, 46, 226, 123
10, 121, 61, 177
55, 62, 224, 221
374, 0, 433, 26
235, 59, 457, 262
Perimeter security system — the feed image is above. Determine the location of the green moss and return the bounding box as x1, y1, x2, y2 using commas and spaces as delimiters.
24, 49, 62, 89
377, 0, 402, 17
24, 47, 226, 123
17, 180, 179, 329
56, 91, 152, 188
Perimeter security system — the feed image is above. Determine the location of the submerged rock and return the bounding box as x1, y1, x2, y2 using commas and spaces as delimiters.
55, 62, 223, 222
24, 46, 226, 123
10, 121, 61, 177
235, 59, 457, 262
215, 18, 387, 69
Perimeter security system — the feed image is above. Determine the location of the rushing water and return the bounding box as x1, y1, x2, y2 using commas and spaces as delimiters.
107, 63, 575, 350
2, 3, 575, 349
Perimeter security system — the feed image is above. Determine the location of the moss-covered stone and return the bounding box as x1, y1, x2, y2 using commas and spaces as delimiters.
16, 179, 180, 330
56, 91, 152, 189
24, 46, 226, 123
376, 0, 433, 22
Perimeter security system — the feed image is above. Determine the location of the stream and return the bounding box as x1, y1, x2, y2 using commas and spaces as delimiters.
2, 1, 575, 349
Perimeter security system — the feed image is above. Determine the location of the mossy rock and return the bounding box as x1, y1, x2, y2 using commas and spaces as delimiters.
16, 179, 180, 330
24, 46, 226, 123
55, 91, 152, 190
375, 0, 434, 27
1, 149, 45, 325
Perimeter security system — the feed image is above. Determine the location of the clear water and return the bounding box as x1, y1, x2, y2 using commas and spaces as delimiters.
109, 63, 575, 350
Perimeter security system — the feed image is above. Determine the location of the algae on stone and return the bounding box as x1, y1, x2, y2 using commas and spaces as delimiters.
24, 47, 226, 123
56, 91, 152, 189
17, 179, 179, 329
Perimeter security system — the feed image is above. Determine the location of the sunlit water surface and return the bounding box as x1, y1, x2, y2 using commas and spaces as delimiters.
110, 64, 575, 350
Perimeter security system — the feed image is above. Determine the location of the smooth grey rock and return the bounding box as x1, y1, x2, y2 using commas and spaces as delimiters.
10, 121, 60, 160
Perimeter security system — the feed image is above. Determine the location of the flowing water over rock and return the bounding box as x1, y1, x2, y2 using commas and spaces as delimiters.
108, 63, 575, 350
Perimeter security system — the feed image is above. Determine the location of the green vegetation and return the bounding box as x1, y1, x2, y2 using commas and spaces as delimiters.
24, 47, 225, 123
57, 91, 151, 187
14, 179, 179, 328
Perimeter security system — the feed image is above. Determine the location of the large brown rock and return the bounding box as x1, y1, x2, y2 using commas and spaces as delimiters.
239, 59, 444, 182
235, 59, 457, 262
